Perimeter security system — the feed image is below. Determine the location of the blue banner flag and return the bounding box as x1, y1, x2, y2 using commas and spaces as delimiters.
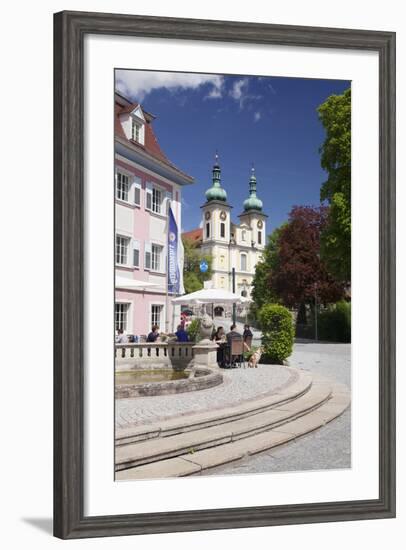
168, 207, 181, 294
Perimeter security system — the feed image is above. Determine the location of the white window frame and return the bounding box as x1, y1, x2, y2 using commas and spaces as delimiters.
115, 234, 130, 266
241, 230, 246, 242
115, 302, 130, 332
240, 253, 248, 272
151, 243, 163, 272
116, 172, 129, 202
258, 230, 262, 245
152, 187, 162, 214
220, 222, 225, 239
131, 118, 142, 143
150, 304, 164, 330
145, 182, 167, 216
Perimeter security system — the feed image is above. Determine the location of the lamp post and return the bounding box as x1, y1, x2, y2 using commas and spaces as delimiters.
232, 267, 236, 325
314, 282, 318, 342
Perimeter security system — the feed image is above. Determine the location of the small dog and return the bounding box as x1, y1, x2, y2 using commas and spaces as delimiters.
248, 347, 263, 368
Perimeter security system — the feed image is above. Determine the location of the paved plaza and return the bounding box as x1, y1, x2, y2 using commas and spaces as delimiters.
116, 342, 351, 474
205, 342, 351, 475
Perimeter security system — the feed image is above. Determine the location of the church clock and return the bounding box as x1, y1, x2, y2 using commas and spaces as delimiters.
220, 210, 227, 221
257, 220, 263, 229
205, 211, 211, 220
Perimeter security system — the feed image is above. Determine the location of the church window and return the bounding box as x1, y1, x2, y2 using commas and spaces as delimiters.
240, 253, 247, 271
242, 230, 246, 241
220, 222, 225, 238
258, 231, 262, 244
206, 223, 210, 239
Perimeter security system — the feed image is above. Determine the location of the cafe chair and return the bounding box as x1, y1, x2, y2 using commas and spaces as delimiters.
230, 338, 245, 368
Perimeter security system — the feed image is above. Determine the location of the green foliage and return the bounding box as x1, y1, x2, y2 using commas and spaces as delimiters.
186, 318, 200, 342
258, 304, 294, 364
182, 237, 212, 294
318, 88, 351, 282
318, 300, 351, 342
250, 227, 284, 322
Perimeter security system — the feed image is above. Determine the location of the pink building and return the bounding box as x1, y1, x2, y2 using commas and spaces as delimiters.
114, 92, 194, 338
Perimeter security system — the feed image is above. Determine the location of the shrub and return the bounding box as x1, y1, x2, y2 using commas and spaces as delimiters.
186, 318, 200, 342
318, 300, 351, 342
258, 304, 294, 364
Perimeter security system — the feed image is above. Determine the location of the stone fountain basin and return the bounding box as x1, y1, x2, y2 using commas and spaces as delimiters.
115, 366, 223, 398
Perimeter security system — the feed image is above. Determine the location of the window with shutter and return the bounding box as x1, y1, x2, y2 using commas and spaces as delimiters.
146, 183, 153, 211
145, 243, 152, 270
132, 240, 140, 267
134, 177, 141, 206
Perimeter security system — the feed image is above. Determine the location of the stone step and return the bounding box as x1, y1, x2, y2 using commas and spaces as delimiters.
115, 378, 332, 471
115, 385, 350, 480
116, 368, 313, 445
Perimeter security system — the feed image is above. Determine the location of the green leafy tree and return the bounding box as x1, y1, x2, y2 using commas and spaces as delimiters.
250, 226, 284, 321
182, 237, 212, 294
317, 87, 351, 282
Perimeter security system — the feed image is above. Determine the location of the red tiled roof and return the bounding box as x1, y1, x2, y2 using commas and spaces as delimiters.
115, 100, 193, 181
182, 228, 203, 244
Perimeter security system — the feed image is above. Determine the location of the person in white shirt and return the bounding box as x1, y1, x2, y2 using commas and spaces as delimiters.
116, 328, 128, 343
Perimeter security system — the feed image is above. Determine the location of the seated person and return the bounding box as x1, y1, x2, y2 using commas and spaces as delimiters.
226, 324, 242, 345
146, 325, 160, 342
175, 324, 189, 342
243, 324, 253, 350
116, 328, 128, 344
213, 326, 226, 342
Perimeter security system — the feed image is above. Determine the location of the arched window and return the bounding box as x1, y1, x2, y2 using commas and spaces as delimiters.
240, 253, 247, 271
241, 230, 246, 241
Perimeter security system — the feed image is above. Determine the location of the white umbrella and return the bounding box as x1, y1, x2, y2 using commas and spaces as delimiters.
171, 288, 241, 305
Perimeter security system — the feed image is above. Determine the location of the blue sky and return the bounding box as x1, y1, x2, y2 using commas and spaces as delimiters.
116, 70, 350, 234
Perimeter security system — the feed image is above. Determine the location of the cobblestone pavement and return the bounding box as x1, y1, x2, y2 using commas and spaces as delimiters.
204, 342, 351, 476
115, 365, 295, 429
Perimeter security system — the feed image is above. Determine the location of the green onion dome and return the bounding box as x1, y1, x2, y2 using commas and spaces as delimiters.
205, 152, 227, 202
243, 166, 263, 211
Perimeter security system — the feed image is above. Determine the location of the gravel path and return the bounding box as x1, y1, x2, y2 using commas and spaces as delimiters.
116, 365, 296, 428
204, 342, 351, 476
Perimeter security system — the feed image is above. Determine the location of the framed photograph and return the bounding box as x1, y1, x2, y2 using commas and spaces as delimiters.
54, 10, 396, 539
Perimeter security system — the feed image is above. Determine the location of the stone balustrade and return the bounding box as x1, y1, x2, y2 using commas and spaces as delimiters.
115, 341, 195, 370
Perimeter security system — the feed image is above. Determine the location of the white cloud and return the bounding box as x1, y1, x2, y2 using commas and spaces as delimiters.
229, 78, 248, 106
254, 111, 261, 122
229, 78, 262, 109
115, 70, 224, 102
205, 87, 222, 100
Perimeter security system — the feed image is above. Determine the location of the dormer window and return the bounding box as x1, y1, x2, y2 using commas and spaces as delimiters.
131, 119, 142, 143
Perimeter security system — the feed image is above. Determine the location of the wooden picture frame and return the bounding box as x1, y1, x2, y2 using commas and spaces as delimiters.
54, 10, 396, 539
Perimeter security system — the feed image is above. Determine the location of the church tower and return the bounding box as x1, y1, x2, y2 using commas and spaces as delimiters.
239, 166, 267, 251
201, 153, 232, 290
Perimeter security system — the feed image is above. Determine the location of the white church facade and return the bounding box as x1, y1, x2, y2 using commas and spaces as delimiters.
183, 155, 267, 306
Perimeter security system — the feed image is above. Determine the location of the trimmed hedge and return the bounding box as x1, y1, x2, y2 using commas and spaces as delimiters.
318, 300, 351, 342
258, 304, 294, 364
